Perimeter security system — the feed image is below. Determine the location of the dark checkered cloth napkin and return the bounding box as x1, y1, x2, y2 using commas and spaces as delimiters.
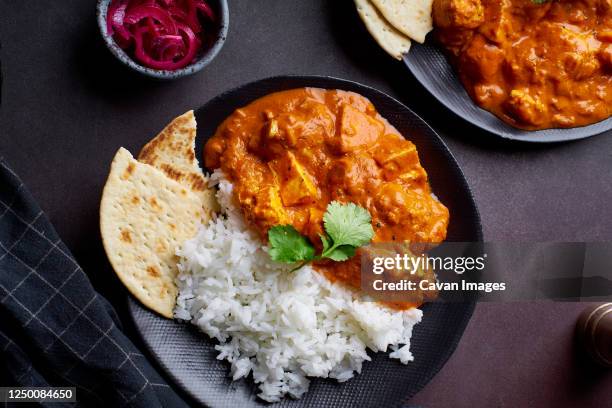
0, 158, 187, 407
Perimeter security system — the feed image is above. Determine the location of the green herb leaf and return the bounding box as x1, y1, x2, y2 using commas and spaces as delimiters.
324, 245, 356, 262
323, 201, 374, 249
319, 233, 332, 254
268, 202, 374, 269
268, 225, 316, 263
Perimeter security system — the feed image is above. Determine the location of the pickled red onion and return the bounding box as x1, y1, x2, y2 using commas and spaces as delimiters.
106, 0, 216, 71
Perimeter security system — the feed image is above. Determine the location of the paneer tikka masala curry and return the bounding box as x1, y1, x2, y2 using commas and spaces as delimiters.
433, 0, 612, 130
205, 88, 449, 307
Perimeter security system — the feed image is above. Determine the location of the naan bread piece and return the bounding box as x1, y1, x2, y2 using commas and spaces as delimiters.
138, 110, 218, 216
356, 0, 411, 60
370, 0, 434, 44
100, 148, 207, 318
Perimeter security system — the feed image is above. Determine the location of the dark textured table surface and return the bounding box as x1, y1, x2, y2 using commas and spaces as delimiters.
1, 1, 611, 407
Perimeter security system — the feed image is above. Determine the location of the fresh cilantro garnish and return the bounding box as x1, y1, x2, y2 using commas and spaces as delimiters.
322, 202, 374, 252
268, 225, 316, 263
267, 201, 374, 268
322, 245, 357, 262
531, 0, 549, 4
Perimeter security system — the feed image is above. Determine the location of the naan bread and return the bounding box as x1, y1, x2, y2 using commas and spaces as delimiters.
100, 148, 207, 318
370, 0, 433, 44
138, 110, 218, 216
356, 0, 411, 60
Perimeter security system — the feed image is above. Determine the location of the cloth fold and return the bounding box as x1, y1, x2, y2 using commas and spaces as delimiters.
0, 158, 186, 407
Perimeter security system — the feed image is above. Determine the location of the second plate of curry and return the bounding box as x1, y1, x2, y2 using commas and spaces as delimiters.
405, 0, 612, 142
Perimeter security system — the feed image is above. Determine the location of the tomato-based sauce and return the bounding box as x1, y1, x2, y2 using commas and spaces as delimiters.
433, 0, 612, 130
205, 88, 449, 308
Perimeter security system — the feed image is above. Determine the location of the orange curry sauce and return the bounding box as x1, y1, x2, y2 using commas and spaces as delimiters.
204, 88, 449, 308
433, 0, 612, 130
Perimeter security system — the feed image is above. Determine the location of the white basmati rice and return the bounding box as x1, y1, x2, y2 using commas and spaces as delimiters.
174, 171, 422, 402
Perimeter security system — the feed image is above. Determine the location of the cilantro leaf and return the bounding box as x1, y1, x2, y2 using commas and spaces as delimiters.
268, 202, 374, 269
268, 225, 316, 263
324, 245, 356, 262
323, 201, 374, 249
320, 233, 331, 254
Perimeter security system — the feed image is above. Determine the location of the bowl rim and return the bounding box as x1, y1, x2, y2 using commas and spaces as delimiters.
96, 0, 229, 79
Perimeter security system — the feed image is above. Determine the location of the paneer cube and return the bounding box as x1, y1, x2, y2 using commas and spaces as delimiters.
264, 118, 280, 139
334, 104, 384, 153
564, 51, 600, 80
250, 184, 289, 229
374, 140, 426, 183
433, 0, 485, 29
479, 0, 512, 44
504, 89, 547, 126
269, 152, 318, 206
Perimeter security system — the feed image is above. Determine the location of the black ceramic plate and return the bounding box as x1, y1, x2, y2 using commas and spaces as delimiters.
404, 42, 612, 142
128, 76, 482, 408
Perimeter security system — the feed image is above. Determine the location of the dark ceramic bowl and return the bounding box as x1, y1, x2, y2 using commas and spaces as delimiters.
403, 42, 612, 142
129, 76, 482, 408
96, 0, 228, 79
